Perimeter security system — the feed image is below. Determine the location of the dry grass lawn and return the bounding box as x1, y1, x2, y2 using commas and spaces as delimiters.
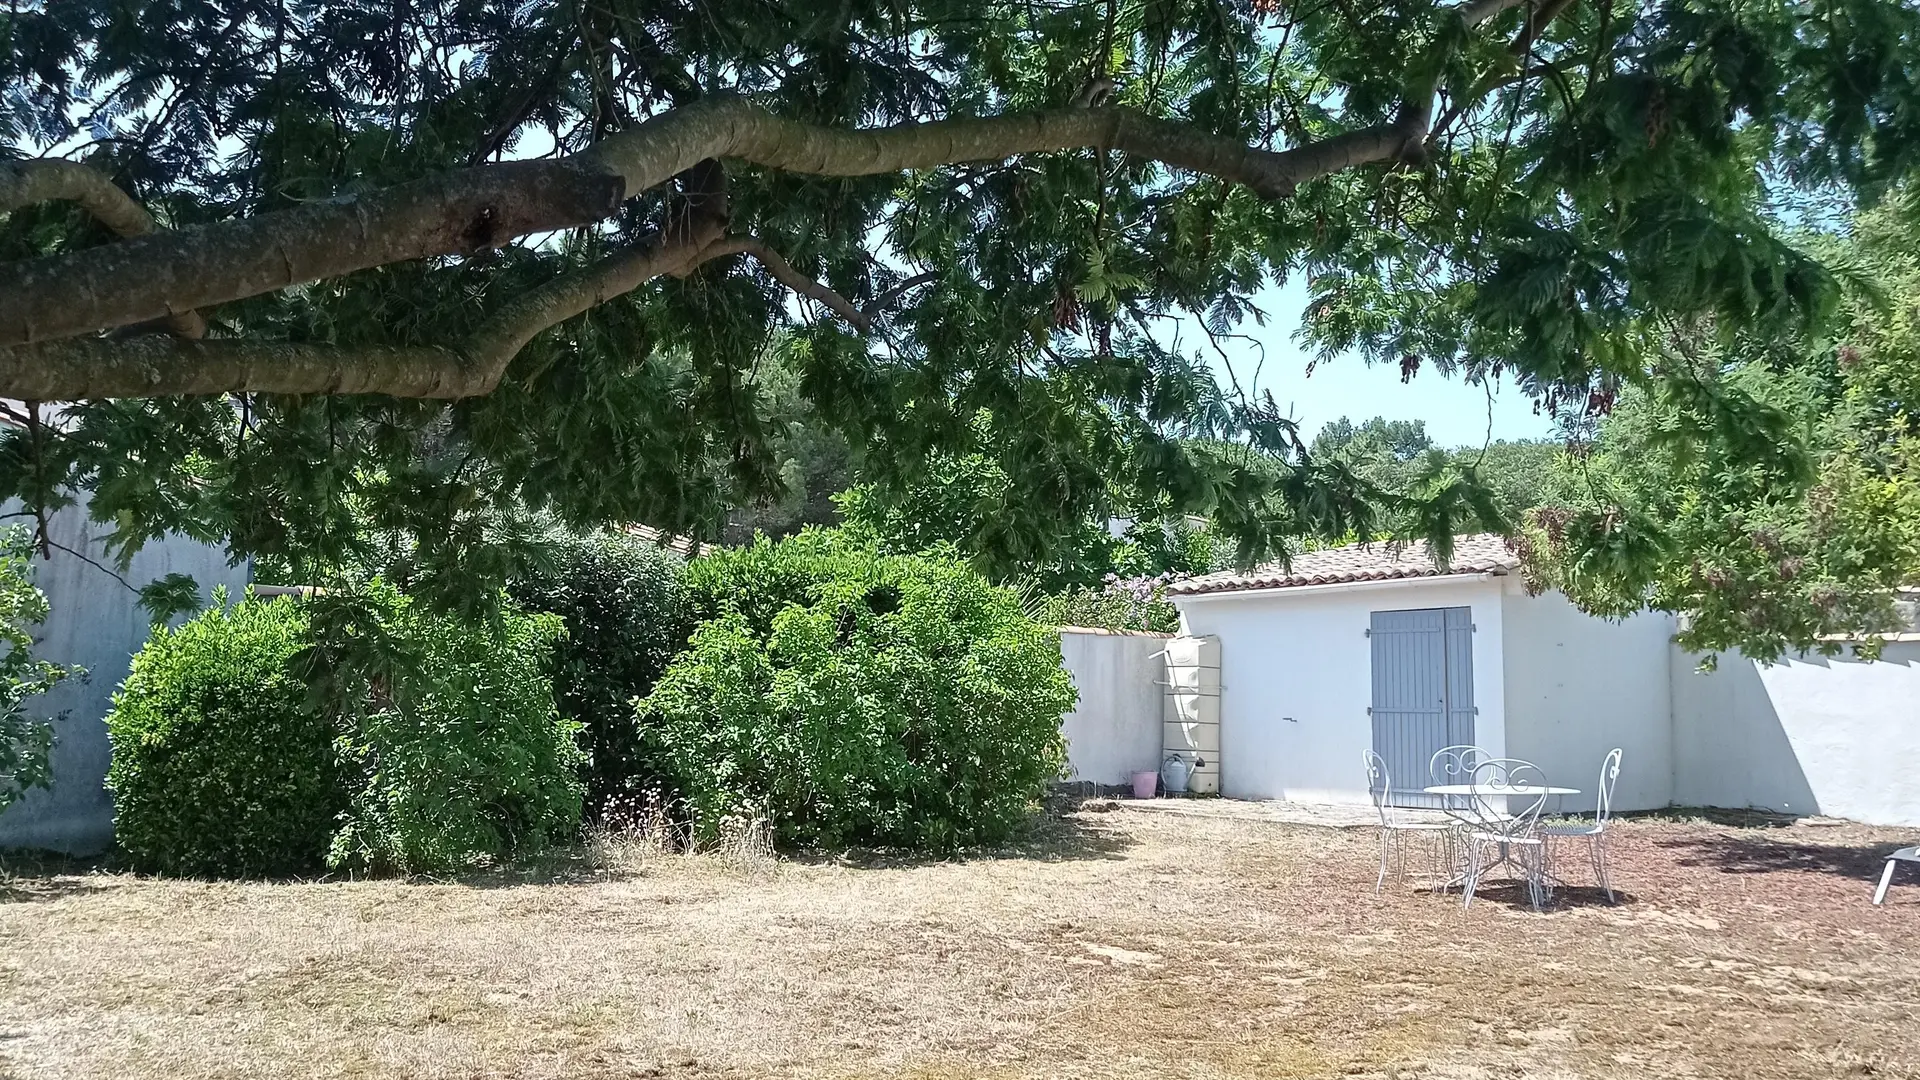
3, 801, 1917, 1079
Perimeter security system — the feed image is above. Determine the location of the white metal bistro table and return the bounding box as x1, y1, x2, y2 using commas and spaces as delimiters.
1422, 784, 1581, 890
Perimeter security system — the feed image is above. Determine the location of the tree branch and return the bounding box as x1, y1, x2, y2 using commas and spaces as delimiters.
0, 221, 727, 399
706, 237, 870, 332
862, 271, 940, 322
0, 160, 207, 340
0, 96, 1444, 349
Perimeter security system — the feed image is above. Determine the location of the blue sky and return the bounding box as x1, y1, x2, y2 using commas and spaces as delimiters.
1188, 276, 1557, 448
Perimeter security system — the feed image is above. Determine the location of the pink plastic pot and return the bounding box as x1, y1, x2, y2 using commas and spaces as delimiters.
1131, 770, 1159, 799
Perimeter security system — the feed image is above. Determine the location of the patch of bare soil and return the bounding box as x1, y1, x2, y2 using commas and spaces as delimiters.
2, 807, 1915, 1079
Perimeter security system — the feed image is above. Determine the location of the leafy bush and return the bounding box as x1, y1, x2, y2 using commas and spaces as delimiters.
110, 584, 584, 878
641, 531, 1075, 851
1032, 573, 1184, 634
508, 530, 690, 817
310, 584, 586, 875
106, 596, 341, 877
0, 527, 78, 815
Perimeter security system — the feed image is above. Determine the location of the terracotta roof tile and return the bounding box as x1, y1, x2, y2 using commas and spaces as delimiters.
1166, 533, 1519, 597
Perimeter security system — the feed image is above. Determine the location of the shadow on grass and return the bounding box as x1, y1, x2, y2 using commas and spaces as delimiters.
1653, 833, 1901, 883
0, 848, 118, 904
461, 799, 1137, 888
1618, 805, 1802, 829
785, 801, 1137, 872
1444, 880, 1640, 912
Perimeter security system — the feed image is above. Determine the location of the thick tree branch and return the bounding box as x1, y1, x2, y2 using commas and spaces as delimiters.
0, 222, 727, 399
0, 160, 157, 235
0, 0, 1527, 399
0, 160, 207, 340
1, 95, 1455, 349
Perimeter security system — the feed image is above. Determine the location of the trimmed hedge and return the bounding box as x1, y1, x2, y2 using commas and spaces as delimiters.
109, 587, 584, 878
106, 597, 341, 877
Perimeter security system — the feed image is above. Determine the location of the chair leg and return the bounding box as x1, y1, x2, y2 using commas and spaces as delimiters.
1376, 830, 1391, 894
1874, 859, 1899, 905
1591, 835, 1614, 904
1463, 840, 1483, 909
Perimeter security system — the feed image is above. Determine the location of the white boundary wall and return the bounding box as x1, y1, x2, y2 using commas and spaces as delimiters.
1056, 627, 1169, 786
1671, 642, 1920, 826
0, 498, 247, 854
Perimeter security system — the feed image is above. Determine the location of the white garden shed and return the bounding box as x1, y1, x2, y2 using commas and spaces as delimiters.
1164, 535, 1679, 814
1053, 532, 1920, 824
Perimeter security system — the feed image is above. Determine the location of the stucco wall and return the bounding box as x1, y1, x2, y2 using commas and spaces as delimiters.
0, 500, 247, 854
1671, 643, 1920, 826
1499, 581, 1676, 811
1174, 577, 1507, 804
1056, 629, 1169, 786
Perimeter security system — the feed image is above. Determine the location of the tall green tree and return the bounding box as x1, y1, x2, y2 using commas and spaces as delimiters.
1312, 415, 1564, 529
1521, 192, 1920, 662
2, 0, 1917, 595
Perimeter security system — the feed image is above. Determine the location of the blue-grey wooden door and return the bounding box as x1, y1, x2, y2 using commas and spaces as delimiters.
1369, 606, 1475, 807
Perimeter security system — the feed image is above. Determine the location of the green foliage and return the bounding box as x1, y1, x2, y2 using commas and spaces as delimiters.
835, 451, 1129, 591
105, 596, 339, 877
109, 584, 584, 878
507, 530, 690, 818
0, 527, 77, 815
324, 584, 585, 875
642, 532, 1075, 851
1310, 416, 1566, 532
134, 572, 206, 625
1031, 575, 1182, 635
11, 1, 1913, 606
724, 341, 860, 543
1523, 193, 1920, 661
836, 427, 1227, 591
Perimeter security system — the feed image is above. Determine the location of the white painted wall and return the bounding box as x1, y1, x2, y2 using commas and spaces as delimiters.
1056, 629, 1168, 786
0, 499, 247, 854
1174, 576, 1507, 804
1499, 581, 1677, 811
1671, 643, 1920, 826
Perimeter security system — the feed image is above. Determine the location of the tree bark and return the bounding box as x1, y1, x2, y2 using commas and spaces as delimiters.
0, 223, 726, 398
0, 160, 207, 339
0, 99, 1426, 350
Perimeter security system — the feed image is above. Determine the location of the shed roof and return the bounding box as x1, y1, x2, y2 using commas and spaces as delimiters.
1166, 533, 1520, 597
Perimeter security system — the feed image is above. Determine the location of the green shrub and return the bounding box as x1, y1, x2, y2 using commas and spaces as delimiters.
110, 584, 585, 879
1031, 575, 1182, 634
106, 596, 341, 877
317, 584, 586, 875
641, 531, 1075, 851
507, 531, 689, 817
0, 527, 79, 816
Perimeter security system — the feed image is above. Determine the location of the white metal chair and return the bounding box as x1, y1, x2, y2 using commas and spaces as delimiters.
1459, 757, 1552, 912
1542, 747, 1623, 902
1363, 749, 1455, 893
1425, 744, 1487, 889
1873, 845, 1920, 905
1429, 744, 1488, 804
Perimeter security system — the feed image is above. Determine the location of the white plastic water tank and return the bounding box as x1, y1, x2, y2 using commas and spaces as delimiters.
1161, 635, 1221, 794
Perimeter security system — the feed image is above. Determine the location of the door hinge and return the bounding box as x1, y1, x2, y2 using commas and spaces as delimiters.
1363, 628, 1371, 637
